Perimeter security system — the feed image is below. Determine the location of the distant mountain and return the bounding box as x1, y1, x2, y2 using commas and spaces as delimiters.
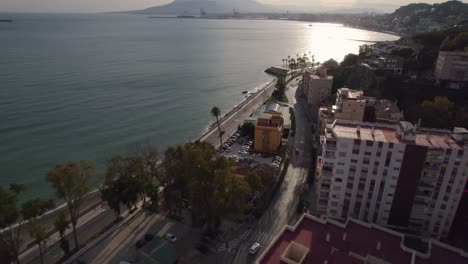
131, 0, 274, 14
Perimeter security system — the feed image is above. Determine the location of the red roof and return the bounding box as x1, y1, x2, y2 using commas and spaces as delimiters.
258, 215, 468, 264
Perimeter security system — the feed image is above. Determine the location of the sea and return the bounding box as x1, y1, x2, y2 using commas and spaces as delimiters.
0, 13, 399, 200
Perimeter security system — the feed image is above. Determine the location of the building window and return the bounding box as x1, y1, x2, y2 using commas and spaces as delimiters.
335, 178, 343, 183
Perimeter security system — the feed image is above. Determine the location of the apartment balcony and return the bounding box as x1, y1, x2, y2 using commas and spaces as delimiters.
321, 170, 333, 177
325, 144, 337, 150
423, 164, 441, 172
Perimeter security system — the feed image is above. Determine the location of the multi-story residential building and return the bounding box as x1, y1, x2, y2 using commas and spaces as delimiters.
435, 51, 468, 89
376, 56, 404, 75
332, 88, 366, 121
318, 88, 403, 133
316, 119, 468, 239
254, 103, 284, 153
300, 67, 333, 109
245, 102, 291, 131
257, 214, 468, 264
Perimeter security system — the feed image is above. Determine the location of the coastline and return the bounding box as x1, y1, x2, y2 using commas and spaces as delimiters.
7, 76, 278, 251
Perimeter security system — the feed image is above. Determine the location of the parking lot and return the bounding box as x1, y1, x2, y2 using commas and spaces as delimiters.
218, 132, 284, 169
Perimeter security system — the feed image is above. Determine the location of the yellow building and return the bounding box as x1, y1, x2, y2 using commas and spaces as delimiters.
254, 103, 284, 153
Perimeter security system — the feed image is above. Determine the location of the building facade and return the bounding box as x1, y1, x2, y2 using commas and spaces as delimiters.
332, 88, 367, 121
300, 67, 333, 109
376, 56, 404, 75
435, 51, 468, 89
318, 88, 402, 133
316, 120, 468, 239
254, 103, 284, 153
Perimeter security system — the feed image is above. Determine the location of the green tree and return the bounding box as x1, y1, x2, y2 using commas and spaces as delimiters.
28, 220, 48, 264
0, 185, 53, 264
47, 160, 93, 250
21, 198, 54, 220
272, 77, 288, 102
246, 173, 263, 193
341, 54, 359, 67
100, 184, 121, 218
322, 58, 340, 71
359, 44, 373, 58
104, 156, 140, 211
240, 122, 255, 138
211, 107, 223, 147
53, 211, 70, 256
420, 96, 455, 128
440, 32, 468, 51
0, 185, 21, 264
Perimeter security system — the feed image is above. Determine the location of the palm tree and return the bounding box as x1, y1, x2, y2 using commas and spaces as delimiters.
211, 106, 223, 147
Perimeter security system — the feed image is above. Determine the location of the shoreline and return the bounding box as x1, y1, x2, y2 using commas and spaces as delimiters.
4, 76, 278, 242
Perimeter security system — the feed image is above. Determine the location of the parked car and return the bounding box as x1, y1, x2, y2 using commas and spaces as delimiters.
249, 242, 260, 254
135, 240, 146, 248
165, 233, 177, 243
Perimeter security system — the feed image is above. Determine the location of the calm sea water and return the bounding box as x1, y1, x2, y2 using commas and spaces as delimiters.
0, 13, 398, 199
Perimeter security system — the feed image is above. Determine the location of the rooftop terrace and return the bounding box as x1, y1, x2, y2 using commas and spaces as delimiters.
257, 214, 468, 264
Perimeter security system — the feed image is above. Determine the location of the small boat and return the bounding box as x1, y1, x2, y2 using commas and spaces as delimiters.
242, 91, 248, 94
309, 24, 312, 26
0, 19, 13, 23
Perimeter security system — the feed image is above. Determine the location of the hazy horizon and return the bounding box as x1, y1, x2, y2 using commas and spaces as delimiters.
0, 0, 463, 13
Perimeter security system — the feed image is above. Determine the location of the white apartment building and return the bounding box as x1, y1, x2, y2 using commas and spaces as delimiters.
316, 119, 468, 239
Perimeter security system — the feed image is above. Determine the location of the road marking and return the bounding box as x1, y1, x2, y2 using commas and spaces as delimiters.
157, 222, 173, 237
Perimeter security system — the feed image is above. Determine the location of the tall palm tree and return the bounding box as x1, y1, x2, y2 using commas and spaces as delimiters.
211, 106, 223, 147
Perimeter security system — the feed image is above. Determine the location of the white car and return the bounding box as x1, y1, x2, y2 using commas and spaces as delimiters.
249, 242, 260, 254
165, 233, 177, 243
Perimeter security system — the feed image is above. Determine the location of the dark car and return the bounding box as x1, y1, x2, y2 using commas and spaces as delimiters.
135, 240, 146, 248
144, 233, 155, 241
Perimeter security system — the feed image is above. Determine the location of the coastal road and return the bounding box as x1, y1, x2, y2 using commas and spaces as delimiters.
200, 79, 276, 147
224, 77, 314, 264
76, 210, 198, 264
23, 204, 117, 264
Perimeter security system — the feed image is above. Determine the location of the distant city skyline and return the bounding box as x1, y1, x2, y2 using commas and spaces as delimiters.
0, 0, 464, 13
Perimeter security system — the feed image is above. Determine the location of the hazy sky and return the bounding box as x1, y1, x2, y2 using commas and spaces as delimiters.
0, 0, 462, 13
